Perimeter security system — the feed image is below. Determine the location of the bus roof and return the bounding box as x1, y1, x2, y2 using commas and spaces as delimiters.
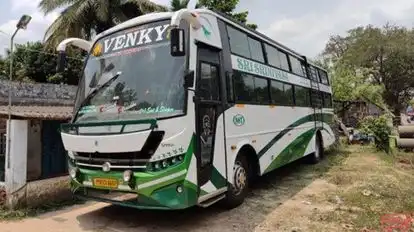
93, 12, 173, 44
92, 9, 326, 72
202, 9, 326, 71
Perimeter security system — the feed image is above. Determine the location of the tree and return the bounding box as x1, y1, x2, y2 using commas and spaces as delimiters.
39, 0, 168, 49
198, 0, 257, 30
0, 42, 83, 85
170, 0, 190, 11
321, 24, 414, 118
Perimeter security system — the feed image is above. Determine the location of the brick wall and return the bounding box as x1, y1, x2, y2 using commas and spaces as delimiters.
0, 80, 77, 106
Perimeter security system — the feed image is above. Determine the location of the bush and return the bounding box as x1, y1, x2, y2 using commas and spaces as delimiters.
358, 115, 392, 153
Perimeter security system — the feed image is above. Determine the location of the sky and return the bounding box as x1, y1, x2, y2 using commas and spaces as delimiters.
0, 0, 414, 58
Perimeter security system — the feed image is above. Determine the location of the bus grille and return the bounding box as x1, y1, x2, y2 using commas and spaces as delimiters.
73, 131, 165, 171
74, 152, 149, 171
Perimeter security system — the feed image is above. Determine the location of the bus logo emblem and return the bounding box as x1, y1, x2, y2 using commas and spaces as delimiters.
233, 114, 245, 126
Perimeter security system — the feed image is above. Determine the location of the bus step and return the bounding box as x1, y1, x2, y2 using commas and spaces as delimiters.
198, 193, 226, 208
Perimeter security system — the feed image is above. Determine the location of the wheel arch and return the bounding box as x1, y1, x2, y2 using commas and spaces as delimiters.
316, 129, 324, 147
229, 141, 260, 184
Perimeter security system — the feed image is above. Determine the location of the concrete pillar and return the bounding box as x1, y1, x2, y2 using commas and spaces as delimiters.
27, 120, 42, 181
5, 119, 28, 209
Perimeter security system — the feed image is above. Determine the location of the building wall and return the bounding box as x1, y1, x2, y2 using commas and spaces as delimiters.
0, 119, 5, 182
5, 120, 28, 195
0, 80, 77, 106
27, 120, 42, 181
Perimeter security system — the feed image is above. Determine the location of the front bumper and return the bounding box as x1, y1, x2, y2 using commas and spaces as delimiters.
69, 164, 198, 210
71, 169, 198, 210
69, 152, 198, 210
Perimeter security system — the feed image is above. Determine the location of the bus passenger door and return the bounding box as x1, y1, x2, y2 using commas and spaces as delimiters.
194, 45, 227, 202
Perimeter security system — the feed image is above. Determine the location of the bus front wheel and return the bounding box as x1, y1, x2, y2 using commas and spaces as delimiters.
221, 154, 249, 209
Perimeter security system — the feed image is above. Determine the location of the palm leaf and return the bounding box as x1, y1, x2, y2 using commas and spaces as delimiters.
125, 0, 168, 13
38, 0, 79, 14
40, 0, 169, 49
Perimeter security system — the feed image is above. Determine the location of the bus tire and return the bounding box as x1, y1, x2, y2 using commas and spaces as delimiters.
308, 132, 323, 164
221, 154, 249, 209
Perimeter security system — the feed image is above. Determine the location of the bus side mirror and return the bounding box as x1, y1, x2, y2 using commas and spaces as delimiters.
183, 70, 194, 88
170, 28, 185, 57
56, 51, 66, 73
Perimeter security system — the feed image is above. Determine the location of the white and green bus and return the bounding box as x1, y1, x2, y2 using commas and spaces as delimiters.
56, 6, 335, 210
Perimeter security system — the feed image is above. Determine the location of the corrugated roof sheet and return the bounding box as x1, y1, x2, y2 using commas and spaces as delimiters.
0, 105, 73, 120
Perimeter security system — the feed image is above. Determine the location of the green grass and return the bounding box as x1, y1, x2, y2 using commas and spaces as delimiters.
317, 144, 414, 231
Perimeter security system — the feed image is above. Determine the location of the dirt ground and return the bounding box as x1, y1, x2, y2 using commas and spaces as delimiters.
1, 145, 413, 232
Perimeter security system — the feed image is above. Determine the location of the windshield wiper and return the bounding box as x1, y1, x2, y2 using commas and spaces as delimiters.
77, 71, 122, 112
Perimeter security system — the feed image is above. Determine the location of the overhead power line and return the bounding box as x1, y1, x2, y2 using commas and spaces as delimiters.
0, 30, 85, 61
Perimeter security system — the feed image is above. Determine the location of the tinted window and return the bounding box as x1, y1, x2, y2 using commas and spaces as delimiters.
311, 89, 323, 108
295, 86, 310, 107
301, 64, 308, 77
318, 69, 329, 85
248, 37, 264, 62
283, 84, 294, 105
270, 80, 293, 105
264, 44, 289, 71
309, 66, 319, 82
227, 26, 250, 58
255, 77, 269, 103
324, 93, 332, 108
234, 72, 256, 102
290, 56, 306, 76
199, 62, 220, 101
280, 52, 290, 71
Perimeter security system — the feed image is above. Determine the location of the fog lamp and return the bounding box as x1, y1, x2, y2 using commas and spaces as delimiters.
176, 185, 183, 193
123, 170, 133, 182
69, 167, 78, 179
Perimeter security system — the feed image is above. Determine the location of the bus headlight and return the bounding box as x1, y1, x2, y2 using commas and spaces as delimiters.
123, 170, 133, 182
69, 167, 78, 179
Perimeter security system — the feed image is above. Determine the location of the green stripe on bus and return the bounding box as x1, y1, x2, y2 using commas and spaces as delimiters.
210, 167, 227, 189
257, 113, 333, 159
264, 128, 316, 174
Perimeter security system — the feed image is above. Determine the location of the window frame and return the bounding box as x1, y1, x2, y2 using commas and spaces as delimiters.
247, 37, 265, 63
294, 85, 312, 107
289, 55, 307, 78
323, 92, 333, 108
269, 79, 294, 106
222, 22, 335, 108
317, 68, 330, 85
232, 71, 257, 104
263, 43, 290, 72
198, 61, 221, 102
254, 76, 271, 104
226, 25, 265, 63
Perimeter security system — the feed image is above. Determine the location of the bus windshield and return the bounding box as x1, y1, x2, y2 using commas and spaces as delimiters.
74, 19, 187, 123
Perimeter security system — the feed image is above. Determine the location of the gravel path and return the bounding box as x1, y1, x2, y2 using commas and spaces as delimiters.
0, 158, 329, 232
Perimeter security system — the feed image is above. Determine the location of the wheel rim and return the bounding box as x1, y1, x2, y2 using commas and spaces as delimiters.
232, 161, 247, 196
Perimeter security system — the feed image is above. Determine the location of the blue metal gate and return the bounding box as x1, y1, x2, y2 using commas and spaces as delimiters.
41, 120, 68, 179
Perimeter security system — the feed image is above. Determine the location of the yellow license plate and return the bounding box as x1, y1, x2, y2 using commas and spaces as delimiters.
93, 178, 118, 188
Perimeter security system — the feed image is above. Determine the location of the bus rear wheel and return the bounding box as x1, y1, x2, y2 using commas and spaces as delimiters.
308, 133, 323, 164
221, 154, 249, 209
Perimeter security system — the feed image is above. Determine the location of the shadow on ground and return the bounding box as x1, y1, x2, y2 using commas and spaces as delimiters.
75, 151, 347, 232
